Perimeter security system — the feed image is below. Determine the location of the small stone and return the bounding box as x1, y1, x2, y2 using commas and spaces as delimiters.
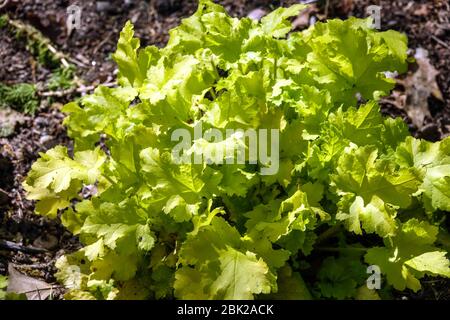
96, 1, 122, 13
96, 1, 111, 12
33, 234, 59, 250
247, 8, 267, 21
39, 135, 53, 146
124, 0, 136, 7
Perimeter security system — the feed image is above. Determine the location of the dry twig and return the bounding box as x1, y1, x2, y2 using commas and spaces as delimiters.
431, 35, 450, 49
0, 0, 10, 10
0, 240, 48, 254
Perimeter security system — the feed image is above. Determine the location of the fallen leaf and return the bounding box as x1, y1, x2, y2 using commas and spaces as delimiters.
7, 264, 54, 300
292, 5, 318, 30
402, 48, 443, 129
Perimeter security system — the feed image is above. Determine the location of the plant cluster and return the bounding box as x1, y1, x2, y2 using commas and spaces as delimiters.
24, 1, 449, 300
0, 83, 38, 114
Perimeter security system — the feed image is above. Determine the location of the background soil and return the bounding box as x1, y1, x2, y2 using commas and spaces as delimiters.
0, 0, 449, 300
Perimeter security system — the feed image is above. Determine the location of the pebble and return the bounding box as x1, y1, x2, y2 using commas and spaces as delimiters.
39, 135, 53, 147
33, 234, 59, 250
96, 1, 112, 13
247, 8, 267, 21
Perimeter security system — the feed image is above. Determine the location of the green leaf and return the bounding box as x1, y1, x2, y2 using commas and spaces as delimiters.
303, 17, 408, 102
0, 275, 7, 300
175, 217, 276, 299
113, 21, 159, 88
24, 0, 447, 300
261, 4, 306, 38
163, 195, 199, 223
332, 145, 421, 209
337, 195, 397, 237
365, 219, 450, 292
139, 147, 217, 212
62, 87, 139, 153
23, 146, 106, 217
396, 137, 450, 211
422, 165, 450, 211
210, 249, 275, 299
404, 252, 450, 277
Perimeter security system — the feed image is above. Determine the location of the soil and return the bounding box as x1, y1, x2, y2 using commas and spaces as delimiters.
0, 0, 449, 300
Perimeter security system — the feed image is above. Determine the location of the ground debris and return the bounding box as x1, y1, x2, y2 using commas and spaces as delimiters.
395, 48, 444, 130
7, 264, 55, 300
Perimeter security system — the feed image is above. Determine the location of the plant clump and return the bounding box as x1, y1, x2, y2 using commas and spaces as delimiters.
24, 1, 450, 300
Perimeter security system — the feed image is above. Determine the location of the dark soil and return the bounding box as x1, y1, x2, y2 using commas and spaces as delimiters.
0, 33, 54, 88
349, 0, 450, 141
0, 0, 449, 300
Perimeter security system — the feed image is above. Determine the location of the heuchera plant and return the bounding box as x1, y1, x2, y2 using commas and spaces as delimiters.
24, 1, 449, 300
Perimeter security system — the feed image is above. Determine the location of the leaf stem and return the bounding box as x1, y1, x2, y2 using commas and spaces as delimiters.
209, 87, 217, 100
273, 58, 278, 82
316, 224, 342, 245
102, 174, 116, 186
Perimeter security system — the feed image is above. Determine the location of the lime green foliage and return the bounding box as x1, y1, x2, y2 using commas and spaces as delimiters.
24, 1, 449, 300
24, 146, 106, 218
365, 219, 450, 292
47, 67, 75, 91
0, 15, 8, 29
0, 83, 39, 114
0, 276, 7, 300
